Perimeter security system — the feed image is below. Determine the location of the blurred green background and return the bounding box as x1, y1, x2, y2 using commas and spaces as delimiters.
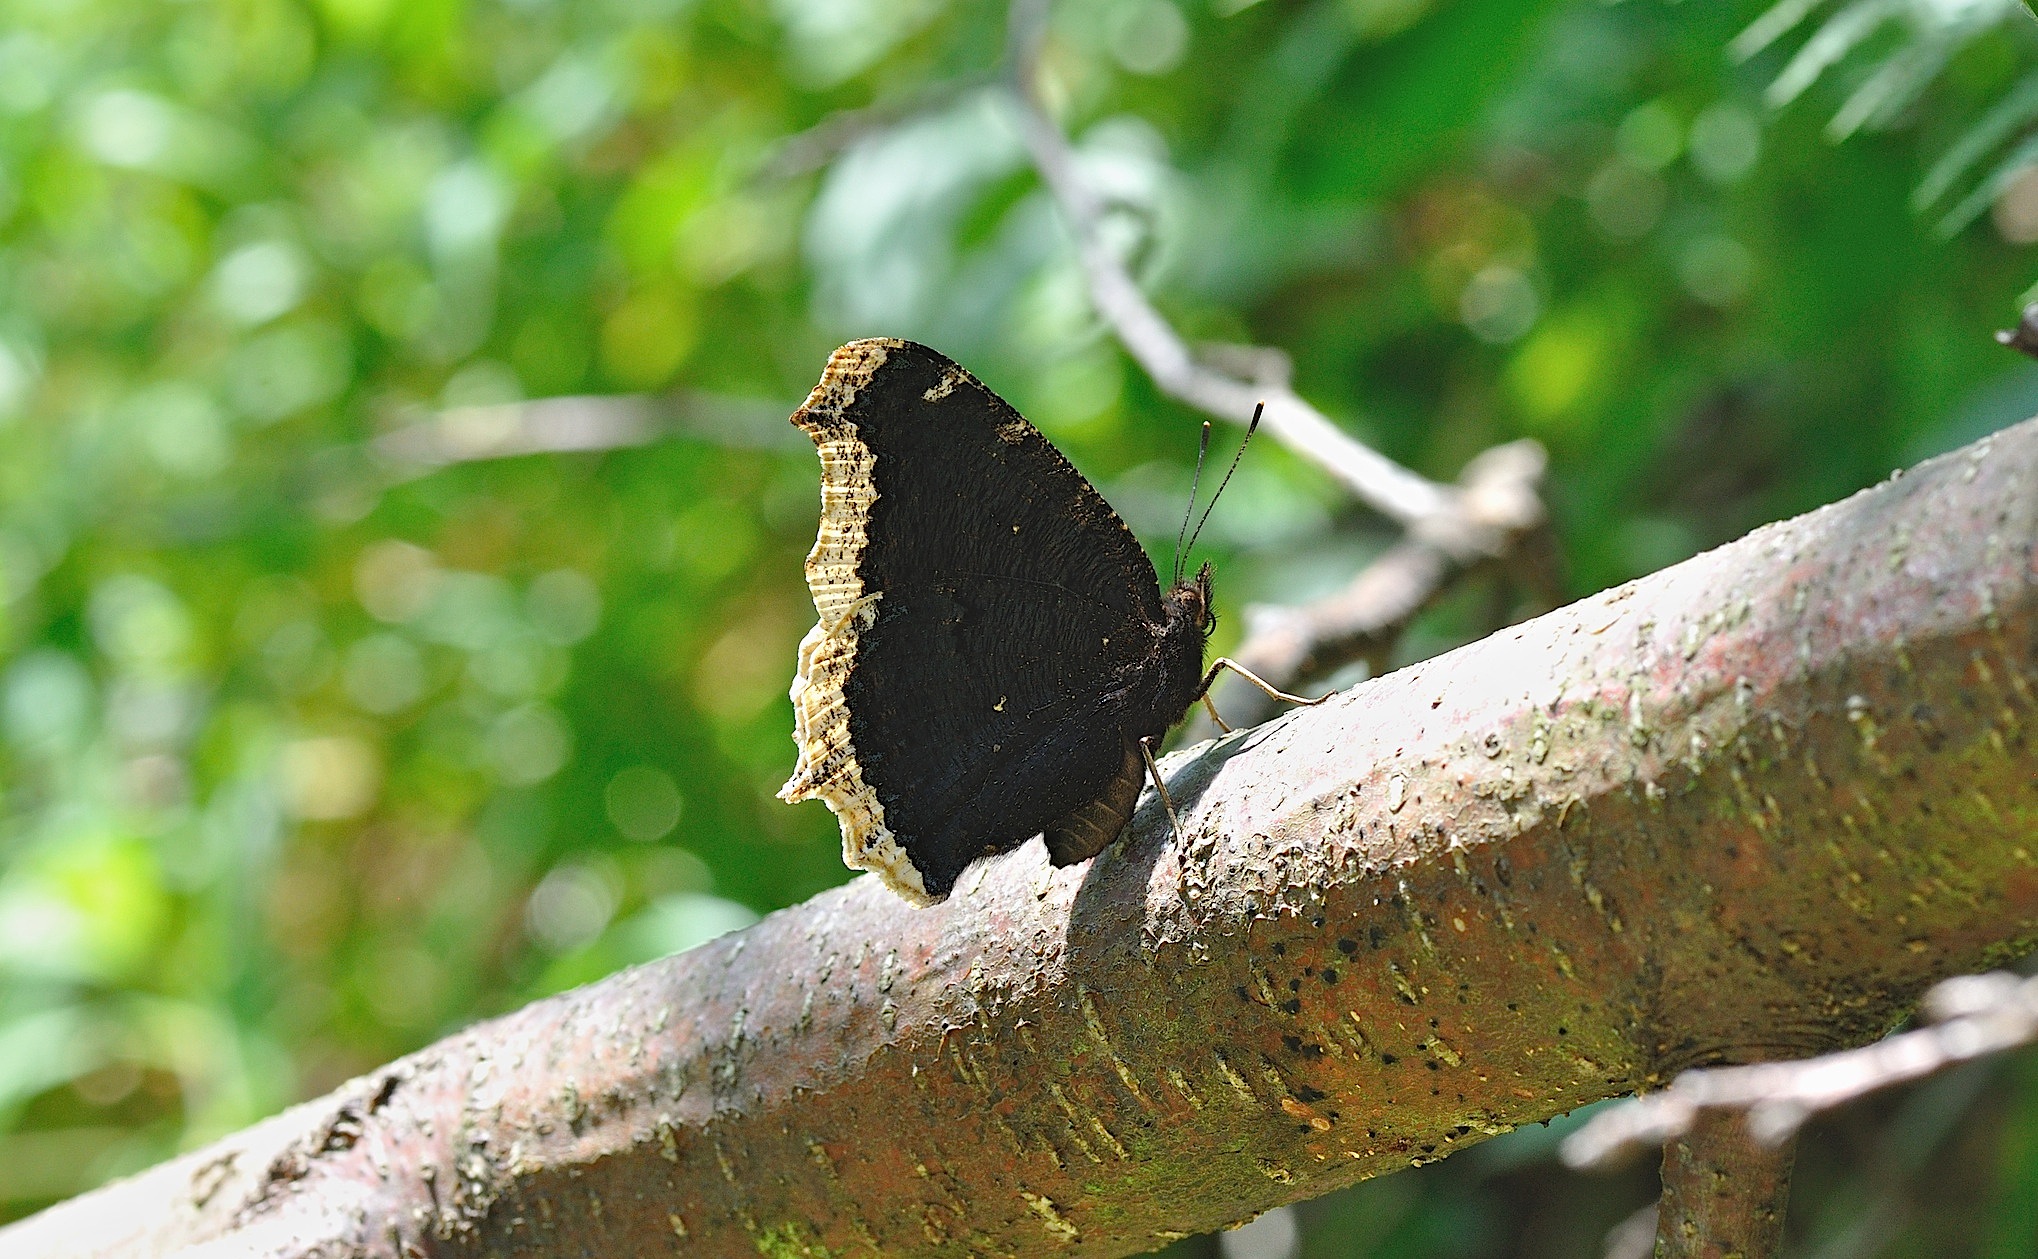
3, 0, 2037, 1253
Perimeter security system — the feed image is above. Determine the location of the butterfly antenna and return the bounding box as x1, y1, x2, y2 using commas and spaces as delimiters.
1171, 420, 1213, 585
1184, 402, 1262, 559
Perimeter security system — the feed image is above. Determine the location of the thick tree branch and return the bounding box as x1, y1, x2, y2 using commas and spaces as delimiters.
8, 420, 2037, 1258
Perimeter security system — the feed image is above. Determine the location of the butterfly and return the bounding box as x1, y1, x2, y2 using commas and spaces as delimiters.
779, 339, 1315, 904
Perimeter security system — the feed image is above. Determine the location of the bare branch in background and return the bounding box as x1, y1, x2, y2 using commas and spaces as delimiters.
1003, 0, 1551, 747
1604, 1203, 1660, 1259
1652, 1111, 1795, 1259
1995, 302, 2038, 361
1004, 0, 1483, 537
1563, 971, 2038, 1172
372, 390, 801, 477
753, 76, 995, 183
1189, 440, 1552, 737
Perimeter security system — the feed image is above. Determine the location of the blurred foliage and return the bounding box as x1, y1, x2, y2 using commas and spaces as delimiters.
1, 0, 2037, 1252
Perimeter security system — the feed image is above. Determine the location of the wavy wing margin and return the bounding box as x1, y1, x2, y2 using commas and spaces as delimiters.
776, 338, 935, 905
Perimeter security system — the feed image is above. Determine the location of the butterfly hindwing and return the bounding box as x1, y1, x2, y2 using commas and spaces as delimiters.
780, 339, 1165, 901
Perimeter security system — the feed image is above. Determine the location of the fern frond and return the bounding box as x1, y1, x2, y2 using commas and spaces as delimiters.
1935, 129, 2038, 233
1734, 0, 1833, 63
1914, 68, 2038, 209
1769, 0, 1905, 110
1830, 40, 1952, 138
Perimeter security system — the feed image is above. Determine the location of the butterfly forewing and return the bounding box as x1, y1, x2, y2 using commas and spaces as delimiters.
783, 339, 1167, 901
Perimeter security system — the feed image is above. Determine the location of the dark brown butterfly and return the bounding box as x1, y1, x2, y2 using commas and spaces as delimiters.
780, 339, 1311, 903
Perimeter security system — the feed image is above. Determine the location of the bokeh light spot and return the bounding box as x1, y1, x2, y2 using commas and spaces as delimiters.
606, 765, 684, 842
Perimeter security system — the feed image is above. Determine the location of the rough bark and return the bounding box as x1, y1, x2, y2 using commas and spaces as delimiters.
7, 420, 2037, 1258
1654, 1113, 1795, 1258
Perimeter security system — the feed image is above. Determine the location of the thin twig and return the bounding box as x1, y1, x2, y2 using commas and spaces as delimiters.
371, 390, 801, 477
1604, 1202, 1659, 1259
1562, 971, 2038, 1170
1187, 438, 1550, 738
753, 76, 995, 183
1995, 301, 2038, 361
1003, 0, 1467, 536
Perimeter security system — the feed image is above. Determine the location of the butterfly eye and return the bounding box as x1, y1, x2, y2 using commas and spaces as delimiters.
1202, 607, 1219, 640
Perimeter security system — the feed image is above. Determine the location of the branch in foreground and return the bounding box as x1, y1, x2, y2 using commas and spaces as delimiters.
1563, 969, 2038, 1170
6, 419, 2035, 1258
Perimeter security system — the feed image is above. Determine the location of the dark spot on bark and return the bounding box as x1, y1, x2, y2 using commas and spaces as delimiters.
1507, 1002, 1519, 1012
1280, 999, 1302, 1015
1322, 968, 1339, 985
1368, 926, 1387, 948
1494, 855, 1512, 886
1288, 978, 1301, 992
1911, 703, 1945, 750
1272, 943, 1286, 955
1426, 1061, 1439, 1071
1296, 1086, 1326, 1102
1381, 1054, 1399, 1065
1283, 1035, 1302, 1053
1236, 986, 1251, 1002
1338, 938, 1358, 954
1557, 1027, 1569, 1036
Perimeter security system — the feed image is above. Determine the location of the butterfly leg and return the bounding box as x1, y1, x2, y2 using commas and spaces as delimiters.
1138, 736, 1181, 842
1199, 656, 1328, 711
1200, 693, 1234, 734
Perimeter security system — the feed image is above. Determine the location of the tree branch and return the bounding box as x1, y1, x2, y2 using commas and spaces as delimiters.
1563, 969, 2038, 1170
1004, 0, 1476, 538
1192, 438, 1553, 737
1653, 1112, 1796, 1259
7, 417, 2036, 1257
371, 390, 801, 478
1004, 0, 1550, 746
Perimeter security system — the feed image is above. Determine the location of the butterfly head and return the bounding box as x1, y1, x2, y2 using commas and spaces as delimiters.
1164, 561, 1217, 641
